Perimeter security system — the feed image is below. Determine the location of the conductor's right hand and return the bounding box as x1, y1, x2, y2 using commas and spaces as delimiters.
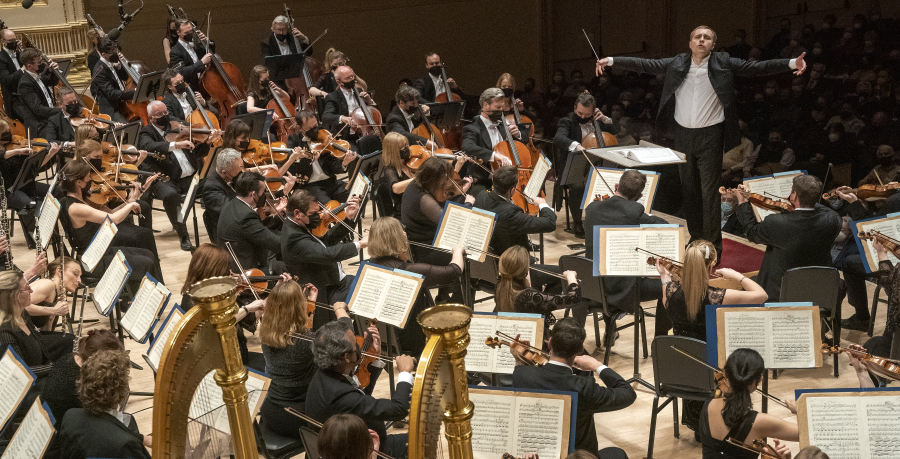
595, 58, 609, 76
395, 355, 416, 373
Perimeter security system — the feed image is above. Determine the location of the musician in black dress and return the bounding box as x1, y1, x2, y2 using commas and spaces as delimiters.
380, 132, 416, 217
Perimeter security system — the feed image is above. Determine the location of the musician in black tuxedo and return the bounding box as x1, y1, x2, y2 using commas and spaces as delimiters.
286, 109, 357, 204
40, 86, 79, 150
461, 88, 521, 197
306, 316, 416, 459
15, 47, 60, 134
553, 92, 620, 238
216, 171, 283, 272
90, 37, 134, 123
735, 174, 841, 301
201, 148, 242, 243
385, 85, 438, 149
168, 18, 213, 91
583, 170, 671, 335
259, 14, 312, 91
596, 26, 806, 257
138, 101, 220, 251
320, 65, 381, 154
412, 52, 463, 103
512, 318, 635, 457
160, 69, 211, 122
0, 29, 23, 120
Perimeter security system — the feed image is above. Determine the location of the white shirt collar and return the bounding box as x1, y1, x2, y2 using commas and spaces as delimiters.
547, 360, 573, 372
691, 54, 711, 68
479, 114, 496, 128
429, 73, 442, 84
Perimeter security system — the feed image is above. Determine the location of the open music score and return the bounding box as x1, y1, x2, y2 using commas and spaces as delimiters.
615, 147, 680, 164
466, 313, 544, 374
710, 304, 822, 369
179, 173, 200, 224
35, 194, 60, 251
852, 214, 900, 272
585, 140, 686, 167
188, 368, 270, 435
81, 217, 117, 272
469, 388, 574, 459
145, 306, 185, 372
434, 201, 496, 262
347, 171, 370, 202
119, 274, 170, 343
346, 262, 424, 328
593, 225, 684, 276
743, 171, 804, 222
581, 166, 659, 213
92, 250, 131, 316
0, 397, 54, 459
0, 348, 35, 435
798, 390, 900, 459
522, 153, 551, 202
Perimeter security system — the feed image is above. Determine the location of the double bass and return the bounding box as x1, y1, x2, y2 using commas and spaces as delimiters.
433, 63, 462, 149
282, 4, 325, 113
181, 10, 245, 124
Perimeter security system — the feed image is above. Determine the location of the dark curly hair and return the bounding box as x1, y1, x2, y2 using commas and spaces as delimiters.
77, 349, 131, 415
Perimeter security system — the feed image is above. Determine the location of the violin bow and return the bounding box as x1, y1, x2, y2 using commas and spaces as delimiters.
249, 157, 285, 222
671, 346, 788, 408
224, 241, 261, 301
81, 157, 128, 203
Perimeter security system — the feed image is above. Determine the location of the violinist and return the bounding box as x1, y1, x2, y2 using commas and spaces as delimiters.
553, 92, 619, 238
161, 69, 209, 122
40, 87, 80, 150
139, 101, 219, 251
461, 88, 521, 195
168, 18, 213, 91
860, 236, 900, 358
734, 174, 841, 301
216, 171, 283, 273
260, 15, 311, 61
287, 109, 356, 203
15, 47, 60, 134
413, 52, 463, 103
201, 148, 241, 241
218, 119, 301, 178
322, 65, 374, 144
385, 85, 437, 149
511, 317, 635, 457
90, 37, 134, 123
381, 132, 416, 216
0, 29, 22, 120
858, 145, 899, 186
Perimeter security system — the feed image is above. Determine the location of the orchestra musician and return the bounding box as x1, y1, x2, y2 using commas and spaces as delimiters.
246, 65, 286, 121
385, 85, 436, 149
321, 65, 374, 144
554, 92, 620, 239
217, 118, 302, 178
286, 109, 356, 203
90, 37, 135, 123
40, 87, 80, 149
260, 15, 311, 59
162, 17, 178, 65
201, 148, 241, 242
309, 49, 367, 98
318, 414, 382, 459
0, 29, 23, 120
461, 88, 520, 196
25, 256, 80, 332
413, 52, 463, 103
161, 68, 209, 122
861, 238, 900, 358
380, 132, 417, 217
168, 18, 213, 92
15, 47, 60, 134
86, 28, 102, 77
216, 171, 284, 273
496, 73, 525, 113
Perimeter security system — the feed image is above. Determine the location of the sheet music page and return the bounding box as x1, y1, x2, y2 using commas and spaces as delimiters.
859, 218, 900, 268
0, 350, 34, 430
862, 396, 900, 458
523, 155, 551, 200
121, 279, 166, 342
36, 195, 59, 251
806, 397, 865, 458
147, 308, 184, 371
585, 169, 655, 211
470, 391, 515, 458
1, 399, 53, 459
378, 271, 421, 327
347, 266, 422, 328
435, 206, 494, 262
189, 370, 268, 435
769, 309, 816, 368
81, 219, 117, 272
92, 251, 129, 315
494, 320, 539, 374
465, 317, 497, 373
347, 173, 369, 200
513, 396, 566, 457
179, 174, 200, 223
623, 147, 680, 164
723, 311, 769, 362
604, 230, 642, 275
119, 277, 153, 337
640, 231, 680, 276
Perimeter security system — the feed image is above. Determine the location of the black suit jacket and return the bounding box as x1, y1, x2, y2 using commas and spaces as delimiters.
612, 52, 793, 150
513, 363, 636, 453
169, 40, 211, 90
216, 197, 282, 271
461, 117, 499, 185
162, 91, 191, 121
201, 169, 235, 242
39, 110, 76, 144
136, 124, 210, 180
321, 88, 357, 135
58, 409, 150, 459
474, 190, 556, 255
386, 105, 428, 146
413, 72, 462, 103
90, 60, 132, 118
260, 34, 312, 58
285, 132, 345, 180
0, 49, 22, 118
16, 70, 60, 132
553, 112, 621, 167
281, 218, 357, 295
305, 367, 412, 445
736, 202, 841, 301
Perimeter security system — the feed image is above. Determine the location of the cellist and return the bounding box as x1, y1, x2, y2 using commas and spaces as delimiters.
161, 69, 212, 122
168, 18, 213, 92
460, 88, 521, 196
385, 85, 437, 150
90, 37, 134, 123
552, 92, 619, 238
321, 65, 374, 147
413, 52, 464, 103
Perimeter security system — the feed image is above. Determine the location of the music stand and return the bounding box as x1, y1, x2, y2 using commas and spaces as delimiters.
422, 101, 466, 129
10, 150, 47, 194
104, 121, 142, 145
131, 70, 167, 104
264, 54, 305, 82
348, 150, 381, 265
230, 110, 272, 141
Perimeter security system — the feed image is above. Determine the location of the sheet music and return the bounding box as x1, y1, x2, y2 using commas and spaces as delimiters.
347, 172, 369, 200
465, 318, 497, 373
618, 147, 680, 164
494, 320, 539, 374
602, 229, 680, 276
92, 251, 130, 315
513, 396, 566, 457
470, 392, 515, 457
1, 398, 53, 459
584, 168, 655, 212
722, 309, 816, 368
0, 350, 34, 431
465, 316, 540, 374
857, 217, 900, 270
147, 308, 184, 371
36, 195, 59, 251
523, 154, 551, 201
744, 173, 801, 222
120, 276, 167, 342
179, 174, 200, 223
81, 218, 118, 272
805, 395, 900, 459
434, 205, 495, 262
189, 369, 268, 435
469, 390, 570, 459
346, 265, 423, 328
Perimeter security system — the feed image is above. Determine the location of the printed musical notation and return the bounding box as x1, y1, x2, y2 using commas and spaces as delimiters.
720, 308, 817, 369
804, 394, 900, 459
469, 389, 570, 459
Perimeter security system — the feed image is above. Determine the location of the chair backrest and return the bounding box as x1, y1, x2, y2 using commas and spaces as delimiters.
651, 335, 716, 399
298, 425, 320, 459
470, 256, 499, 284
559, 255, 608, 308
779, 266, 841, 313
252, 418, 274, 459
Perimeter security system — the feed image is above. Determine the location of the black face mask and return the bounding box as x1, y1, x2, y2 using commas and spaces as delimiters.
255, 191, 267, 208
305, 127, 319, 139
428, 66, 442, 77
575, 114, 592, 125
260, 79, 270, 88
487, 111, 503, 123
4, 41, 16, 51
767, 141, 783, 150
36, 63, 46, 73
153, 114, 170, 128
107, 54, 119, 63
183, 32, 194, 42
238, 139, 251, 150
175, 82, 188, 93
306, 212, 321, 228
0, 132, 11, 143
89, 158, 103, 171
65, 102, 81, 117
331, 65, 338, 71
341, 78, 356, 89
276, 33, 290, 42
880, 158, 894, 168
81, 181, 93, 196
399, 147, 411, 160
501, 88, 514, 98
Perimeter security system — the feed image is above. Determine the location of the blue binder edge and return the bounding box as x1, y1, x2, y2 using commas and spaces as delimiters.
146, 304, 186, 357
706, 303, 816, 367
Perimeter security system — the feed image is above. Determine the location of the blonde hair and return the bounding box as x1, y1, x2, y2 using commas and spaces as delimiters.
325, 48, 345, 69
74, 124, 97, 150
0, 271, 25, 327
682, 240, 717, 320
381, 132, 409, 170
367, 217, 409, 259
496, 73, 516, 90
495, 246, 529, 313
259, 280, 308, 348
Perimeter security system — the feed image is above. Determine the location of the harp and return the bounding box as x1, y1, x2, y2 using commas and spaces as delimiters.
408, 304, 475, 459
151, 277, 257, 458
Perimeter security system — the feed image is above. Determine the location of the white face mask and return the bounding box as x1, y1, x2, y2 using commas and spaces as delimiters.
828, 133, 840, 142
835, 232, 848, 243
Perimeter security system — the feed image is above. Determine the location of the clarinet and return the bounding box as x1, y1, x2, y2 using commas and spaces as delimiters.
0, 177, 12, 270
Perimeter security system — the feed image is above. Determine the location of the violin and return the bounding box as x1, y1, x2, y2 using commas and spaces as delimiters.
725, 438, 785, 459
354, 318, 380, 388
719, 186, 794, 214
86, 181, 133, 207
485, 333, 550, 366
593, 194, 611, 201
309, 129, 351, 159
233, 268, 283, 294
857, 230, 900, 259
821, 343, 900, 381
822, 184, 900, 202
645, 255, 683, 279
241, 138, 293, 164
94, 163, 168, 184
311, 200, 349, 238
349, 86, 383, 139
70, 108, 114, 131
164, 123, 221, 144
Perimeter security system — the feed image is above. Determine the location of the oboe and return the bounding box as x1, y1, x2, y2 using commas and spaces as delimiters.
0, 177, 12, 270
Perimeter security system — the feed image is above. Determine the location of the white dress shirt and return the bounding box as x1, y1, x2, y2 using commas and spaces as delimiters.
402, 107, 416, 132
152, 124, 195, 178
173, 92, 192, 120
24, 69, 53, 107
479, 114, 502, 147
275, 36, 291, 55
4, 48, 19, 71
429, 73, 445, 96
340, 87, 360, 115
567, 122, 597, 151
179, 39, 198, 63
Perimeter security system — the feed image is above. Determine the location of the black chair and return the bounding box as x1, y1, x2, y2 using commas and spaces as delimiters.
254, 417, 305, 459
646, 336, 716, 459
869, 284, 887, 337
469, 255, 499, 304
298, 425, 320, 459
779, 266, 843, 377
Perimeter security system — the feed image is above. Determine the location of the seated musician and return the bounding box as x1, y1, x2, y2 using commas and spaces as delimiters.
858, 145, 899, 187
697, 348, 796, 459
309, 49, 368, 98
413, 52, 463, 103
216, 171, 284, 273
385, 85, 436, 149
860, 237, 900, 358
496, 72, 525, 114
258, 280, 342, 439
0, 118, 61, 249
246, 65, 291, 127
554, 92, 619, 238
57, 349, 151, 459
216, 118, 302, 179
306, 316, 416, 459
734, 174, 841, 301
367, 216, 464, 356
15, 47, 60, 134
380, 132, 417, 216
201, 148, 241, 242
139, 100, 221, 251
40, 87, 81, 150
74, 139, 153, 229
0, 28, 23, 121
318, 414, 382, 459
511, 317, 636, 458
321, 65, 376, 145
461, 88, 521, 196
90, 37, 135, 123
282, 190, 365, 327
0, 235, 45, 278
168, 18, 212, 92
73, 123, 101, 149
86, 28, 101, 77
161, 69, 210, 122
25, 256, 80, 332
286, 109, 356, 203
496, 246, 581, 340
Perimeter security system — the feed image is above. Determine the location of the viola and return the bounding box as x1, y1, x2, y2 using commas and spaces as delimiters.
821, 343, 900, 381
164, 123, 221, 144
822, 184, 900, 202
593, 194, 611, 201
485, 333, 550, 366
70, 108, 114, 131
349, 86, 383, 139
433, 63, 462, 149
725, 438, 785, 459
86, 181, 132, 207
858, 230, 900, 259
312, 200, 349, 238
719, 186, 794, 213
233, 268, 281, 294
309, 129, 351, 159
354, 318, 380, 388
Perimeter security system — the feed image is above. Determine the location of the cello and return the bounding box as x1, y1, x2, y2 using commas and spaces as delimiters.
580, 100, 619, 149
282, 4, 325, 113
493, 118, 540, 215
433, 63, 462, 149
116, 52, 151, 123
266, 87, 301, 143
407, 105, 453, 170
349, 86, 383, 139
